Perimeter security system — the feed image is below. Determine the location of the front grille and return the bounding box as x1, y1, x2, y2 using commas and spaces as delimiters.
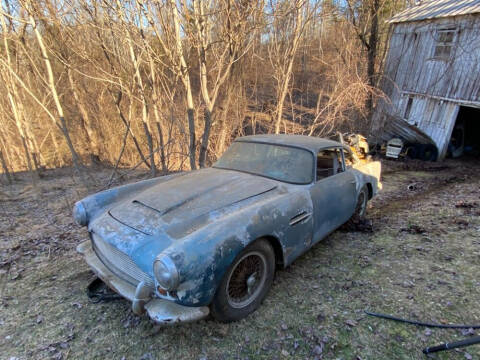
91, 233, 155, 288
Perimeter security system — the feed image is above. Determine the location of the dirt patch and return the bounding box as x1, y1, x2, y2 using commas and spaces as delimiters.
1, 159, 480, 359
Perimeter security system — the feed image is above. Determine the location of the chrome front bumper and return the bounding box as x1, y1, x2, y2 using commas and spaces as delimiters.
76, 241, 209, 324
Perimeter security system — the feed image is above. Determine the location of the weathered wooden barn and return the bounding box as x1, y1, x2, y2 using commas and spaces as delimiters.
373, 0, 480, 160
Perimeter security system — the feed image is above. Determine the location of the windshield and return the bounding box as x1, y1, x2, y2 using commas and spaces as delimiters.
213, 141, 314, 184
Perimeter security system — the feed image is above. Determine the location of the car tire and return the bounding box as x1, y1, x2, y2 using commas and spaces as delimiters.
418, 144, 438, 162
405, 145, 418, 159
210, 239, 275, 322
351, 185, 368, 220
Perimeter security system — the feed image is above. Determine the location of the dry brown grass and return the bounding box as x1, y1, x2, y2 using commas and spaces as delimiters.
1, 159, 480, 359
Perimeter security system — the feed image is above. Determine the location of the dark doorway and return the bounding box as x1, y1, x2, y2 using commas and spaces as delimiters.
447, 106, 480, 158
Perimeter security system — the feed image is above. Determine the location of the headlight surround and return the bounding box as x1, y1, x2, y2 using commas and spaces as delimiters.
73, 201, 88, 226
153, 255, 179, 291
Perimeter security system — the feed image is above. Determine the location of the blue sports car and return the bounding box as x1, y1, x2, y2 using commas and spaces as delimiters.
74, 135, 381, 324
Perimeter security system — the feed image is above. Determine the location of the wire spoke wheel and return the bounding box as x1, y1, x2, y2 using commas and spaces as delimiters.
211, 239, 275, 322
226, 251, 267, 309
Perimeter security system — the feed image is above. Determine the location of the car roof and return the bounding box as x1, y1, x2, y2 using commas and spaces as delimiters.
235, 134, 347, 153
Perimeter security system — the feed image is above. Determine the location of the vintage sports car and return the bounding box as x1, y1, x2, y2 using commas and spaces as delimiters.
75, 135, 381, 324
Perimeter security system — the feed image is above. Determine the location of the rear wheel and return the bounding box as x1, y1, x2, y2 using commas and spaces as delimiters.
351, 185, 368, 220
210, 239, 275, 322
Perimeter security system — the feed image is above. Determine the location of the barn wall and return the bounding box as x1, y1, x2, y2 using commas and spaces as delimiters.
407, 97, 459, 158
373, 14, 480, 159
385, 15, 480, 102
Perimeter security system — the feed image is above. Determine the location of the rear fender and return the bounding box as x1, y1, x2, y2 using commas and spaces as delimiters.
352, 161, 382, 193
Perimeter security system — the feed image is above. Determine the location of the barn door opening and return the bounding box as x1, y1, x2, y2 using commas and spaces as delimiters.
447, 106, 480, 159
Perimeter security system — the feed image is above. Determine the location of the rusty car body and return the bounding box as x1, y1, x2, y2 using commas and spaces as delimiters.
74, 135, 381, 324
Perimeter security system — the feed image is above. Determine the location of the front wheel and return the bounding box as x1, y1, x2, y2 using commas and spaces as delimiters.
210, 239, 275, 322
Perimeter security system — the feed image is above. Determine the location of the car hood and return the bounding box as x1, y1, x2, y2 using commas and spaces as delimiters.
89, 168, 278, 264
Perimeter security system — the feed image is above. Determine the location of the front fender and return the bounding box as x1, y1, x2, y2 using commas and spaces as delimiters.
163, 188, 312, 306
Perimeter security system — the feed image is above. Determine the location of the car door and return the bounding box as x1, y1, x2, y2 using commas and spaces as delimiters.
309, 147, 357, 243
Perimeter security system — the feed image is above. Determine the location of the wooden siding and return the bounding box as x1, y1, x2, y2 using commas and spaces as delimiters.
405, 97, 459, 158
374, 97, 459, 159
373, 14, 480, 159
384, 15, 480, 102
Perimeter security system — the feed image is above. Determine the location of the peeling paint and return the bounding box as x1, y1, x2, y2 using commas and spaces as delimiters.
76, 135, 381, 319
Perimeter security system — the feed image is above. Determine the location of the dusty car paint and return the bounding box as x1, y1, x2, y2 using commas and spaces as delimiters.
76, 135, 381, 321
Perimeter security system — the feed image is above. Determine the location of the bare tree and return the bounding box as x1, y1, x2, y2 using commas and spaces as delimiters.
0, 8, 38, 182
138, 0, 198, 170
0, 0, 406, 177
23, 0, 83, 174
345, 0, 401, 115
113, 0, 157, 177
84, 2, 153, 170
184, 0, 262, 167
267, 0, 309, 134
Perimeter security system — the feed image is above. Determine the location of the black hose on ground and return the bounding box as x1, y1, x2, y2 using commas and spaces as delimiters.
365, 311, 480, 329
365, 311, 480, 355
423, 336, 480, 354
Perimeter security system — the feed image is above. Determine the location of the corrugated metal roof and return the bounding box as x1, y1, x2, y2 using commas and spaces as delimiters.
389, 0, 480, 23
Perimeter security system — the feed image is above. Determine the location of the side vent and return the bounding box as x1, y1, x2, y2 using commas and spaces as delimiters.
289, 211, 311, 226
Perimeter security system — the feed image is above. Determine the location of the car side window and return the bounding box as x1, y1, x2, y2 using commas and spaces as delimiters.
316, 148, 344, 181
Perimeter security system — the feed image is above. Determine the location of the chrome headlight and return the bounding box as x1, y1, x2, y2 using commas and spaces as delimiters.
153, 255, 179, 291
73, 201, 88, 226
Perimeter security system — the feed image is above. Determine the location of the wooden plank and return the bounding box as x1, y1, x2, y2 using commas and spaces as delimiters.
438, 104, 460, 159
402, 90, 480, 108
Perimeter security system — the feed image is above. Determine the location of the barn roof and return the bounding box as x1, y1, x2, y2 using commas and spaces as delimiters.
389, 0, 480, 23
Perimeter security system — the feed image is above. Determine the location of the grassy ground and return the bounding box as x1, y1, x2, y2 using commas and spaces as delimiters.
1, 159, 479, 360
